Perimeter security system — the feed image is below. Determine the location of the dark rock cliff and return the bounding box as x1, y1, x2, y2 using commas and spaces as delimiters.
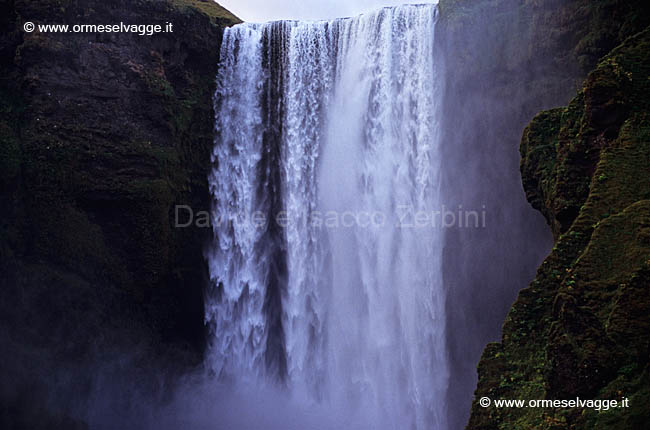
436, 0, 649, 428
469, 29, 650, 429
446, 1, 650, 428
0, 0, 240, 427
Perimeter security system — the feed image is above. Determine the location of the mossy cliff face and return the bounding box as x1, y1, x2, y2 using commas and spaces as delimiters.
468, 27, 650, 430
436, 1, 648, 428
0, 0, 239, 426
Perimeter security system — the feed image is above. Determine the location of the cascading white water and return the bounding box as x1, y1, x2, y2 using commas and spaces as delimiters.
207, 4, 447, 429
206, 24, 268, 383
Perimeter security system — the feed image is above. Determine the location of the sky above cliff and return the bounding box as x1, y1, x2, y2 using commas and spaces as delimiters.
218, 0, 437, 23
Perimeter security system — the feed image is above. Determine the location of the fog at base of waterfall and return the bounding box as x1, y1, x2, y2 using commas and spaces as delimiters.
206, 4, 447, 429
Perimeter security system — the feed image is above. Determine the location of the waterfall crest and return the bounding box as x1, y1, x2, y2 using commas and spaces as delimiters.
207, 5, 447, 428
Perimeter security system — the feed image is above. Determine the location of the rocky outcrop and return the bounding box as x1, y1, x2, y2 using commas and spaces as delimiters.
436, 1, 649, 428
468, 25, 650, 430
0, 0, 239, 427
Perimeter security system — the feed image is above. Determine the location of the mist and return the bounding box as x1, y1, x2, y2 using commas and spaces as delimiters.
435, 0, 580, 426
72, 365, 422, 430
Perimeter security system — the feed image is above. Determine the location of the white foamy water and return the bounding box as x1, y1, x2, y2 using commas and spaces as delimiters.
207, 5, 448, 429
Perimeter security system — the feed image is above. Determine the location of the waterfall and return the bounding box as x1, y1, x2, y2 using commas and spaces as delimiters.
207, 4, 447, 429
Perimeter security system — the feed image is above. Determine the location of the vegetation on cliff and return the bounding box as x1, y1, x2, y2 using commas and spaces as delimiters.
469, 24, 650, 430
436, 1, 649, 428
0, 0, 239, 427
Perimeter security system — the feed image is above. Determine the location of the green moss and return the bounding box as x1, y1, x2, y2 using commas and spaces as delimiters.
170, 0, 241, 25
583, 370, 650, 430
1, 0, 239, 362
144, 73, 176, 98
469, 27, 650, 430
